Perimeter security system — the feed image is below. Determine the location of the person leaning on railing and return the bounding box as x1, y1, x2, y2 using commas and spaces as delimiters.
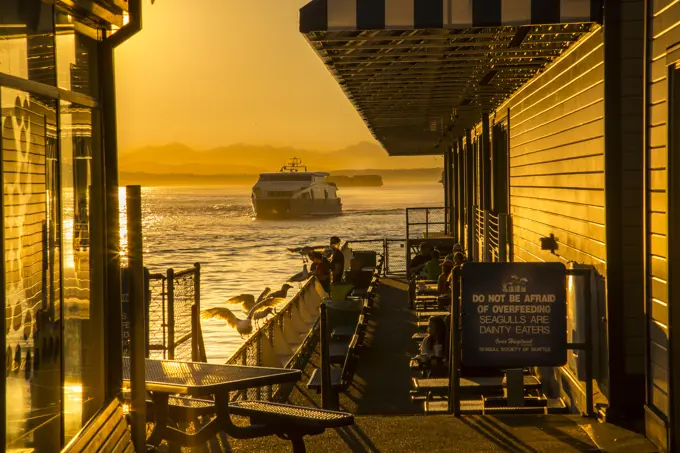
309, 251, 331, 295
329, 236, 345, 283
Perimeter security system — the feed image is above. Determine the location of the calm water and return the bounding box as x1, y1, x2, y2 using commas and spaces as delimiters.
129, 184, 443, 363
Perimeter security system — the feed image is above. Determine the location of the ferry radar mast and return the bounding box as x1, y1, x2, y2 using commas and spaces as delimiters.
280, 157, 307, 173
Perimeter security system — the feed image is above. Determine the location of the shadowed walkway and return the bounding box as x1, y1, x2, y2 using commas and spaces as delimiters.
174, 282, 656, 452
284, 282, 418, 415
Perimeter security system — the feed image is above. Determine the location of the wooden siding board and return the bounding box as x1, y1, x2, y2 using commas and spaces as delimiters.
504, 29, 604, 109
509, 138, 604, 168
510, 120, 604, 158
510, 186, 604, 206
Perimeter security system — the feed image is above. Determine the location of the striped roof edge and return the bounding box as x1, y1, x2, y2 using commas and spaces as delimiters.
300, 0, 602, 33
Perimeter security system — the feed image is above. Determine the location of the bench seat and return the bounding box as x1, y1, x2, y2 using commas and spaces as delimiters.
63, 398, 134, 453
411, 376, 542, 395
417, 310, 449, 319
229, 400, 353, 430
228, 401, 353, 452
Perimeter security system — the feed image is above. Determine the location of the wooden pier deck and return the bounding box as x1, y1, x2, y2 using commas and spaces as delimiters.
165, 282, 654, 452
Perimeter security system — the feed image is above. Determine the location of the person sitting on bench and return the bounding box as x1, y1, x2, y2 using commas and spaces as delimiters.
425, 249, 442, 281
438, 260, 454, 295
416, 316, 449, 377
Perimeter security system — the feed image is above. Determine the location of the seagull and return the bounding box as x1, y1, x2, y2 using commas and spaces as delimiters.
287, 245, 326, 263
222, 287, 272, 312
201, 284, 295, 337
288, 264, 309, 283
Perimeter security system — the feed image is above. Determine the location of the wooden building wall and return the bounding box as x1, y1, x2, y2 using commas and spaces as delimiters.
645, 0, 680, 449
504, 29, 606, 272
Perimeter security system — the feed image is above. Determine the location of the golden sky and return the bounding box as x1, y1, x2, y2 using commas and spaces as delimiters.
115, 0, 378, 152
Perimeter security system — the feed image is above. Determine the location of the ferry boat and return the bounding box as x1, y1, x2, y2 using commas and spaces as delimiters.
251, 158, 342, 219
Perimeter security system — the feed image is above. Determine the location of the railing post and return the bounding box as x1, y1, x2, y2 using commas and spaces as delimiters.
319, 302, 334, 410
449, 271, 461, 417
406, 208, 410, 240
472, 205, 478, 262
499, 214, 508, 262
144, 267, 150, 358
483, 210, 490, 263
167, 267, 175, 360
584, 271, 595, 417
425, 208, 430, 238
406, 210, 412, 279
126, 185, 146, 452
192, 262, 201, 361
383, 238, 388, 276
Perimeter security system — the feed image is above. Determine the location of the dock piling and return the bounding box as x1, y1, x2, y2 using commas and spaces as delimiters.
126, 185, 147, 452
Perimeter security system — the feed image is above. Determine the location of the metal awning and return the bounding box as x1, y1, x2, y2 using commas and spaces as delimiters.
300, 0, 601, 156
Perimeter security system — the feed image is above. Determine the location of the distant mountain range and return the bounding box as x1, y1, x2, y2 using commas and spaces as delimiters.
118, 142, 443, 186
120, 142, 442, 173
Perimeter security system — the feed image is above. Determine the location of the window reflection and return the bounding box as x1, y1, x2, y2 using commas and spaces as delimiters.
56, 12, 99, 97
0, 1, 56, 85
3, 88, 60, 452
60, 101, 103, 442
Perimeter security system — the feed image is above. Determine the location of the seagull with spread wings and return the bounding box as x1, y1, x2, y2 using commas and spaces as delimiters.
201, 283, 294, 337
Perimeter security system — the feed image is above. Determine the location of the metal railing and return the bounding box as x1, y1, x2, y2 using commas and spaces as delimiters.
348, 238, 406, 275
145, 263, 206, 362
406, 207, 452, 239
470, 208, 510, 263
225, 277, 326, 402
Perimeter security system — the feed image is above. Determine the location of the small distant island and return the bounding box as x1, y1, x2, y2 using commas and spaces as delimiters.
326, 174, 383, 187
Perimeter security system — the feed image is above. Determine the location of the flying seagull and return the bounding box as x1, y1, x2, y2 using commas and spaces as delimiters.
222, 287, 271, 312
287, 245, 327, 262
202, 284, 294, 337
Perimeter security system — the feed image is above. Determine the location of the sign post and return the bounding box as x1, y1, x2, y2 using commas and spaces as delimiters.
461, 262, 567, 368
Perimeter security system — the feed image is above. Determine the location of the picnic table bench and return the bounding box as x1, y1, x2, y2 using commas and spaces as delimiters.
124, 358, 352, 452
62, 398, 134, 453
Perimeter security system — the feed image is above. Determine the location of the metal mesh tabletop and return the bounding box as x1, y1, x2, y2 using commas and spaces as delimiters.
123, 358, 301, 396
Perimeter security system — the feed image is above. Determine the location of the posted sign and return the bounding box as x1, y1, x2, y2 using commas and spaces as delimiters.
461, 262, 567, 368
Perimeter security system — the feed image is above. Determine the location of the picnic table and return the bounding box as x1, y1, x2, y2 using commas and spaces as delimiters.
123, 358, 301, 447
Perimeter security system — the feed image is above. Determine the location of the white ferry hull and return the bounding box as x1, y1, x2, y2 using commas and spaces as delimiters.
253, 197, 342, 219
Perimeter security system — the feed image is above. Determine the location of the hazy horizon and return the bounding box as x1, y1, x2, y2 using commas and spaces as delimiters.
119, 141, 444, 176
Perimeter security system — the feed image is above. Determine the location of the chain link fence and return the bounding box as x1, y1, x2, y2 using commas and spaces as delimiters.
348, 238, 406, 275
143, 264, 206, 362
405, 207, 451, 239
145, 271, 167, 359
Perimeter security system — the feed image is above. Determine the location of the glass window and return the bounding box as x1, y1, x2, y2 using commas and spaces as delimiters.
0, 1, 56, 85
259, 174, 313, 182
60, 101, 103, 443
55, 12, 100, 97
3, 87, 60, 452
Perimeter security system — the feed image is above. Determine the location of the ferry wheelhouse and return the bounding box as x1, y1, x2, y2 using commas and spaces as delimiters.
251, 158, 342, 219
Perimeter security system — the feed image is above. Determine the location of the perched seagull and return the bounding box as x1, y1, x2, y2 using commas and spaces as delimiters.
288, 264, 309, 283
253, 307, 275, 329
202, 284, 294, 337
